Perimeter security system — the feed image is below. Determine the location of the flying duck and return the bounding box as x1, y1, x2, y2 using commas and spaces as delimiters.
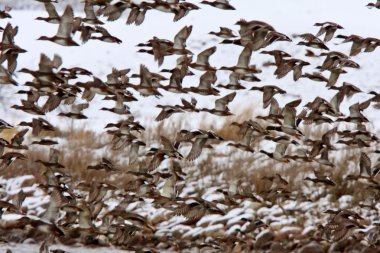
38, 5, 79, 46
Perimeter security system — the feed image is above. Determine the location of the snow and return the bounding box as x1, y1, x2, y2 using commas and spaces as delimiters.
0, 243, 133, 253
2, 175, 34, 194
339, 195, 354, 209
1, 0, 380, 251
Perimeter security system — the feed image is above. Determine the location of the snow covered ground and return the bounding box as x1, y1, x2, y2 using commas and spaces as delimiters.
1, 0, 380, 251
0, 243, 131, 253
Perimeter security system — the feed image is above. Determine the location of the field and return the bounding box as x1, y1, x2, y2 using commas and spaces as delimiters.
1, 0, 380, 252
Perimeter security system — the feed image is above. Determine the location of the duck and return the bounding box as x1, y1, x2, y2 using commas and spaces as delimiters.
58, 103, 89, 119
259, 142, 291, 163
359, 152, 375, 178
105, 67, 130, 87
149, 0, 178, 15
209, 27, 237, 38
220, 45, 262, 76
42, 90, 76, 113
263, 31, 292, 48
346, 152, 378, 180
319, 51, 350, 71
159, 67, 188, 93
170, 25, 194, 55
304, 49, 320, 58
126, 65, 163, 97
368, 90, 380, 109
250, 85, 286, 109
307, 127, 337, 156
217, 72, 246, 90
314, 21, 344, 42
8, 128, 29, 149
336, 101, 370, 124
297, 33, 329, 50
0, 119, 13, 132
173, 197, 224, 225
313, 148, 335, 167
362, 37, 380, 53
300, 72, 328, 83
366, 1, 380, 9
337, 125, 378, 144
104, 117, 145, 135
274, 58, 310, 80
103, 92, 137, 105
201, 91, 236, 116
326, 68, 347, 87
262, 173, 289, 190
137, 39, 172, 67
11, 100, 45, 115
100, 93, 130, 115
146, 136, 183, 171
19, 53, 64, 85
264, 135, 299, 146
35, 0, 59, 3
0, 23, 27, 73
323, 209, 365, 242
237, 19, 275, 50
76, 76, 114, 101
200, 0, 236, 10
160, 55, 193, 76
38, 5, 79, 46
227, 120, 265, 153
35, 2, 60, 24
126, 2, 152, 26
1, 216, 64, 238
0, 152, 27, 171
296, 109, 333, 126
172, 2, 200, 22
260, 49, 291, 66
126, 140, 146, 164
267, 99, 304, 139
81, 0, 104, 25
189, 46, 217, 71
90, 26, 122, 44
138, 26, 193, 66
0, 6, 11, 19
335, 34, 365, 56
184, 70, 220, 96
87, 158, 118, 172
330, 82, 362, 98
155, 104, 185, 121
304, 170, 336, 186
0, 65, 18, 86
175, 97, 199, 112
59, 66, 92, 77
97, 1, 133, 21
175, 129, 224, 161
31, 139, 59, 146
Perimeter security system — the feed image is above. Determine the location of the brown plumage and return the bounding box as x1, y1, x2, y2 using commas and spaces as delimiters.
304, 170, 335, 186
37, 5, 79, 46
200, 0, 235, 10
250, 85, 286, 109
0, 152, 27, 171
209, 27, 237, 38
297, 33, 329, 50
314, 21, 343, 42
201, 91, 236, 116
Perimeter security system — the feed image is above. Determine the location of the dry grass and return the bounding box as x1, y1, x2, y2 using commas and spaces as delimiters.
2, 113, 380, 209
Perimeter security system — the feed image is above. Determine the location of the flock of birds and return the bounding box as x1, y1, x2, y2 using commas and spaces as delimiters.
1, 0, 380, 252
